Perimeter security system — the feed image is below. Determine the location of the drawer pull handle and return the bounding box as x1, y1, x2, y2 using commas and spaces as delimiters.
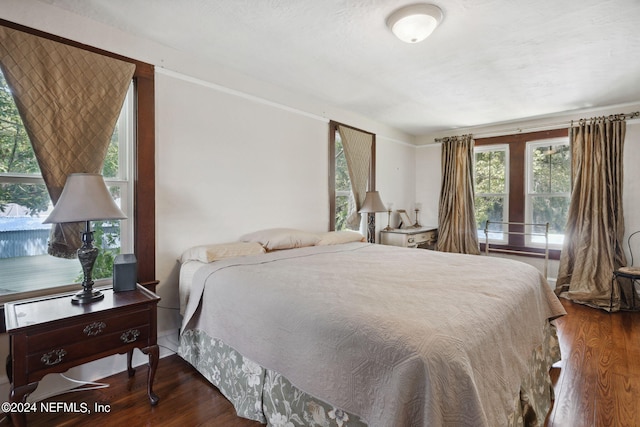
83, 321, 107, 336
120, 329, 140, 343
41, 349, 67, 366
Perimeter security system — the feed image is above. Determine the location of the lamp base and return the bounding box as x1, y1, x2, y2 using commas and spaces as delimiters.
366, 212, 376, 243
72, 223, 103, 304
71, 288, 104, 305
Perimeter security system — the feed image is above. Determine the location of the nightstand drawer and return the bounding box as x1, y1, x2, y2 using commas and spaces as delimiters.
380, 227, 438, 249
27, 325, 150, 373
414, 230, 436, 244
26, 308, 151, 353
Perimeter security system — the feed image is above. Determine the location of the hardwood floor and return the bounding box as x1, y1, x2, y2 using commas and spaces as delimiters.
547, 298, 640, 427
0, 298, 637, 426
0, 354, 262, 427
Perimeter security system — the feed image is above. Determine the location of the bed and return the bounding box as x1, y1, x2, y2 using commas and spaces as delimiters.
177, 229, 565, 427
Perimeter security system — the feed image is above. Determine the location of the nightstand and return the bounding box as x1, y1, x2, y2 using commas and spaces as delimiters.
380, 226, 438, 249
4, 285, 160, 427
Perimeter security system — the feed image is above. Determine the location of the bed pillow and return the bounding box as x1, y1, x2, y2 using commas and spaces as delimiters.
179, 241, 265, 263
239, 228, 320, 251
316, 230, 366, 245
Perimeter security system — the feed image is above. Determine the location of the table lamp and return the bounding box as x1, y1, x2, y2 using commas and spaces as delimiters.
44, 173, 127, 304
359, 191, 387, 243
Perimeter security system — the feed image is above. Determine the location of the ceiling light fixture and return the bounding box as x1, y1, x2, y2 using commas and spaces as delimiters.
386, 3, 443, 43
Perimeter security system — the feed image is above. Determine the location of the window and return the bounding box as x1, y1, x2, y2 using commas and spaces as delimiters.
474, 145, 509, 243
332, 130, 352, 231
0, 18, 156, 306
526, 138, 570, 246
0, 69, 134, 297
328, 121, 376, 232
474, 129, 569, 255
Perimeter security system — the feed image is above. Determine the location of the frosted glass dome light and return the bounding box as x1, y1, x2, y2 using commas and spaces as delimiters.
387, 4, 443, 43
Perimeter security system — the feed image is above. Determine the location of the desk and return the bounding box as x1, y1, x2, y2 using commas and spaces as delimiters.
4, 285, 160, 426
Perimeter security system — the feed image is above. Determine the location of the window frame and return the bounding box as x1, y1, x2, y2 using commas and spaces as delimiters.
474, 128, 569, 259
332, 129, 352, 231
474, 144, 510, 244
0, 19, 156, 308
328, 120, 376, 231
525, 137, 571, 248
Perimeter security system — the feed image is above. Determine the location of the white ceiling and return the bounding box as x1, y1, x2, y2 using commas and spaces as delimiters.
39, 0, 640, 136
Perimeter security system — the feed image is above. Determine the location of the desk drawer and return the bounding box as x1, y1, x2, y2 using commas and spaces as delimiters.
27, 325, 150, 374
381, 228, 438, 248
26, 309, 150, 353
413, 230, 436, 244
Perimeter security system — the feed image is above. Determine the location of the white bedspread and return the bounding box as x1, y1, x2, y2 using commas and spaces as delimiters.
181, 242, 565, 427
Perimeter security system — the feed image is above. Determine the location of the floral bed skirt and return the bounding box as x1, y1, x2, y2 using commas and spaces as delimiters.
178, 321, 560, 427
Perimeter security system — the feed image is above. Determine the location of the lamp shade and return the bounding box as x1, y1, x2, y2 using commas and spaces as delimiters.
386, 4, 443, 43
359, 191, 387, 213
43, 173, 126, 224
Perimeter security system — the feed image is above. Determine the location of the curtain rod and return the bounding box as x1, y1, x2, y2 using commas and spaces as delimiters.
434, 111, 640, 143
572, 111, 640, 125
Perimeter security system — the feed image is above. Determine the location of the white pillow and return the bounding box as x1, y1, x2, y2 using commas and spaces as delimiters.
316, 230, 365, 245
179, 241, 265, 263
239, 228, 320, 251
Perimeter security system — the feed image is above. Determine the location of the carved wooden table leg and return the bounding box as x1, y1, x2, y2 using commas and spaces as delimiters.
9, 382, 38, 427
6, 355, 12, 383
142, 345, 159, 405
127, 349, 135, 377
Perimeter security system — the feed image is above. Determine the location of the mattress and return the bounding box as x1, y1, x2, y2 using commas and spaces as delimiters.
178, 242, 565, 426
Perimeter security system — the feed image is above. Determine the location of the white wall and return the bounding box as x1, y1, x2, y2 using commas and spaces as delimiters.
376, 137, 419, 229
415, 144, 441, 226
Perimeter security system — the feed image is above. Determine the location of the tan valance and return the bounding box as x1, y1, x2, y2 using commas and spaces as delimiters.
337, 125, 373, 230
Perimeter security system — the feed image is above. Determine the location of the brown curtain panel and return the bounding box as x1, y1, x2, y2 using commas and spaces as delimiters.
556, 116, 627, 311
0, 26, 135, 258
337, 125, 373, 230
437, 135, 480, 254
